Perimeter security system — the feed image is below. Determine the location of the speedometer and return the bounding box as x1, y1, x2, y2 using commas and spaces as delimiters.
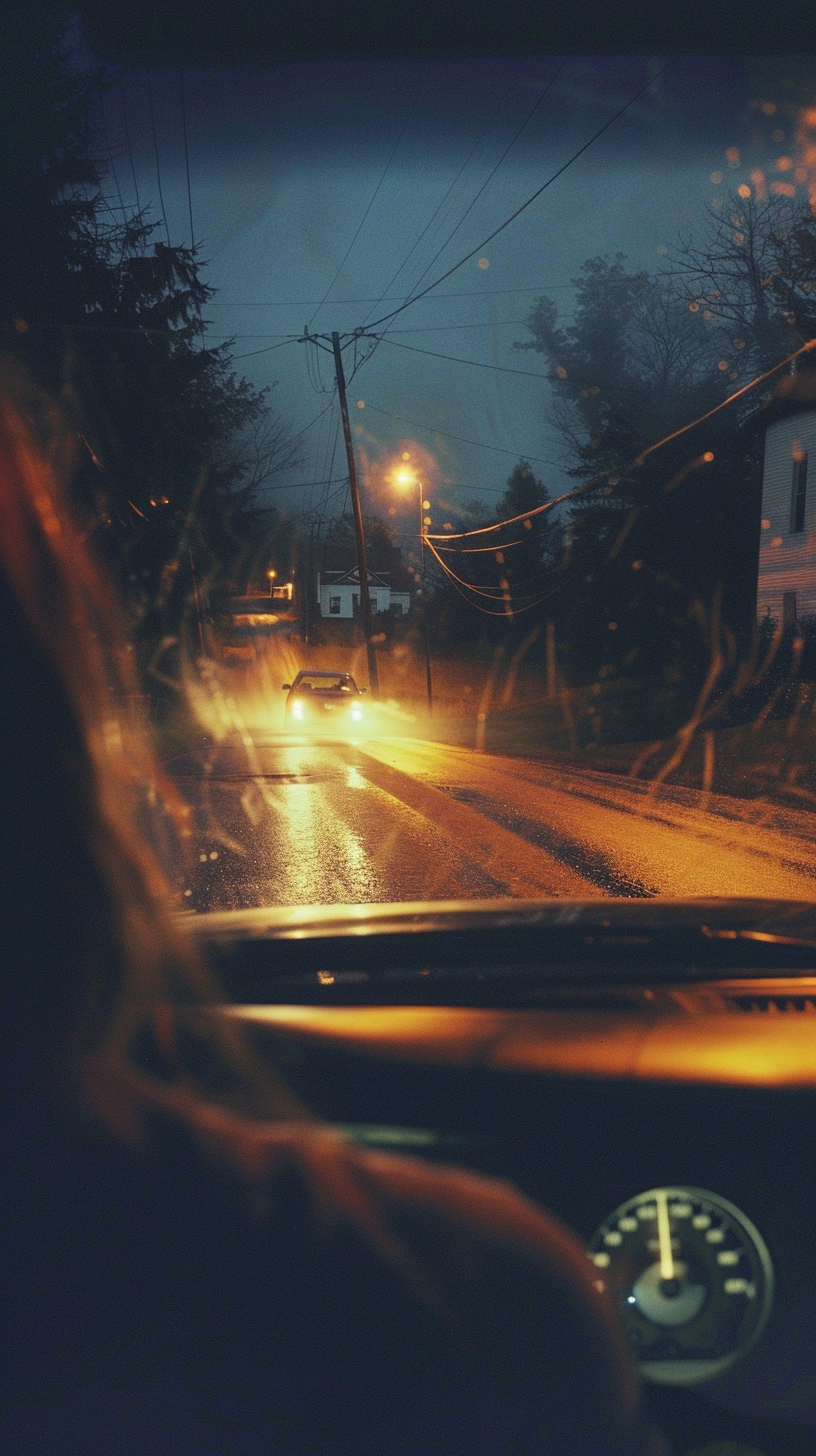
587, 1187, 773, 1385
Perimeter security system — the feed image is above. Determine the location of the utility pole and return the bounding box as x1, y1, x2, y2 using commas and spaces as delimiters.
330, 331, 379, 696
418, 484, 433, 715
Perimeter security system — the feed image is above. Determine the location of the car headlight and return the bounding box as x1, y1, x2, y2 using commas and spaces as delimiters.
351, 707, 363, 721
292, 701, 305, 719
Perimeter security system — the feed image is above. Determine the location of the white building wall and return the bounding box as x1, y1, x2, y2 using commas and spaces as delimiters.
318, 582, 393, 618
757, 411, 816, 622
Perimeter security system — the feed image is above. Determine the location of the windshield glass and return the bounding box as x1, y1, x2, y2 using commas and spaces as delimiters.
17, 22, 816, 912
293, 676, 356, 693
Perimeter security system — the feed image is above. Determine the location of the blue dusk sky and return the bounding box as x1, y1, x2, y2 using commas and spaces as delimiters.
78, 34, 816, 536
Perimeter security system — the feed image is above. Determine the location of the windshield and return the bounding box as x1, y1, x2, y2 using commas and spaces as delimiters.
16, 21, 816, 913
293, 675, 356, 693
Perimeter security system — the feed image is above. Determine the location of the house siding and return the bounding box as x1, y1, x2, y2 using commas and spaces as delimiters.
317, 573, 410, 619
757, 411, 816, 623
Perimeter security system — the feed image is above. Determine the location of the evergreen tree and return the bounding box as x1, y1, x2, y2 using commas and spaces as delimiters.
431, 462, 561, 652
1, 8, 296, 667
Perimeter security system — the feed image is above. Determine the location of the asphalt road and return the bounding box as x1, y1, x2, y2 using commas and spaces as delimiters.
165, 734, 816, 910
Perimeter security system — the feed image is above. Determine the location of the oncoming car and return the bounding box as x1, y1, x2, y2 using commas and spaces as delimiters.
282, 670, 366, 730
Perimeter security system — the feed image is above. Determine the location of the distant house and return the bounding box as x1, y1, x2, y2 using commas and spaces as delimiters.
757, 408, 816, 626
318, 567, 410, 620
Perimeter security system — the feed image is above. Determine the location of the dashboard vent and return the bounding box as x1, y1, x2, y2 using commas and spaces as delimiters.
725, 994, 816, 1014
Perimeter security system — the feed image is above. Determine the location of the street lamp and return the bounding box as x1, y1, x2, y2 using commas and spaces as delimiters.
267, 568, 277, 597
394, 464, 433, 715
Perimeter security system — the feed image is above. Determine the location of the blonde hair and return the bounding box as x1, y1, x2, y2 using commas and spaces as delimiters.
0, 381, 304, 1147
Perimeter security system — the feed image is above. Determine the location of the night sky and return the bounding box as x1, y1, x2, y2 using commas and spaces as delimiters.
75, 28, 816, 541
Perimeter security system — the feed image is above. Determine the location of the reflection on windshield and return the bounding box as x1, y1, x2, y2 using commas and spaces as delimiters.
14, 23, 816, 909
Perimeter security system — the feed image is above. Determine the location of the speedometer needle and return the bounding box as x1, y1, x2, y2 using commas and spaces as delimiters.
656, 1190, 676, 1283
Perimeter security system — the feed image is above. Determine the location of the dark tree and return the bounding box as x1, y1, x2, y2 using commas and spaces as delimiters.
515, 255, 761, 687
1, 8, 297, 671
431, 462, 562, 653
669, 192, 816, 382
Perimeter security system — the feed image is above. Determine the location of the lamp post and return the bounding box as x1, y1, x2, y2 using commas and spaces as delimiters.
395, 466, 433, 715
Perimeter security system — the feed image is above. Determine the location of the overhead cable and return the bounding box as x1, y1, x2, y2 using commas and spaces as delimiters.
390, 60, 565, 314
307, 87, 424, 330
425, 334, 816, 543
178, 66, 195, 250
231, 337, 302, 360
360, 402, 564, 469
360, 62, 670, 333
119, 84, 142, 213
359, 80, 517, 327
207, 284, 579, 307
377, 335, 553, 380
146, 69, 171, 245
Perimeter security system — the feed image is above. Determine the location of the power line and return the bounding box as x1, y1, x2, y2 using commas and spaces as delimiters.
119, 84, 142, 213
358, 87, 509, 329
391, 61, 565, 317
361, 402, 563, 469
178, 66, 195, 250
360, 62, 670, 334
357, 61, 563, 388
389, 319, 530, 334
436, 539, 524, 553
377, 335, 552, 381
426, 537, 566, 617
307, 398, 338, 515
97, 99, 128, 231
283, 402, 337, 453
304, 331, 332, 393
306, 87, 424, 330
146, 69, 171, 246
296, 474, 350, 521
232, 337, 302, 361
320, 410, 343, 518
261, 473, 349, 494
206, 285, 578, 308
425, 334, 816, 545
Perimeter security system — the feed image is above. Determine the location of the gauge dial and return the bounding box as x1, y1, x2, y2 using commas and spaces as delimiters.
588, 1187, 773, 1385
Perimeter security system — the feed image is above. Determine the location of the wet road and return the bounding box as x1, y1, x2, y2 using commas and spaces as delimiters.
165, 735, 816, 910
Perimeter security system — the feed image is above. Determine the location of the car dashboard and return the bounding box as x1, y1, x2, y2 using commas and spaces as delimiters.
189, 897, 816, 1456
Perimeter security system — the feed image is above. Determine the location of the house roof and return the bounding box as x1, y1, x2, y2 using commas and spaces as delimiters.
321, 567, 389, 586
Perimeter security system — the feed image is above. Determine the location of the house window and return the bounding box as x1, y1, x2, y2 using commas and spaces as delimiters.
782, 591, 797, 628
352, 593, 360, 616
329, 595, 341, 615
791, 452, 808, 533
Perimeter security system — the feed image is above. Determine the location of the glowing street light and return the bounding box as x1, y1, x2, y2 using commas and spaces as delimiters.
392, 460, 433, 714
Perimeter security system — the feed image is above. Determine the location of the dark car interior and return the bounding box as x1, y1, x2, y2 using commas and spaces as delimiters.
185, 897, 816, 1456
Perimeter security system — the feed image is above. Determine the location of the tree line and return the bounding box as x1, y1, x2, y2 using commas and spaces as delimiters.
1, 9, 297, 697
424, 191, 816, 712
7, 15, 816, 719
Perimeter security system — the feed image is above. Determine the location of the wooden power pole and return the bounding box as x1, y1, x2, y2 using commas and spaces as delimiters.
330, 331, 379, 696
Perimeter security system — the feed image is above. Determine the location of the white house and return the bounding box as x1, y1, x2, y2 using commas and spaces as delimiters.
757, 408, 816, 626
317, 568, 410, 620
